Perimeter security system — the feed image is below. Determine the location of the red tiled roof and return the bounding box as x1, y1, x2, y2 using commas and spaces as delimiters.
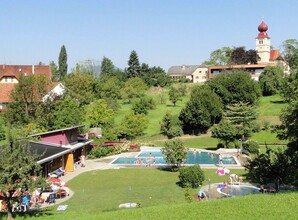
0, 65, 51, 80
270, 50, 281, 61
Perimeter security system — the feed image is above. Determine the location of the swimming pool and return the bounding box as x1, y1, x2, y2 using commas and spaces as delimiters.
218, 185, 260, 197
111, 149, 237, 165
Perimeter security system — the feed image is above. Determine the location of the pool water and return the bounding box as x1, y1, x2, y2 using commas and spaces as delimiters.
111, 149, 237, 165
219, 185, 260, 197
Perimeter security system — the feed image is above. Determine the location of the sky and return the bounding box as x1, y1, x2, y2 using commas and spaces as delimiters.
1, 0, 298, 71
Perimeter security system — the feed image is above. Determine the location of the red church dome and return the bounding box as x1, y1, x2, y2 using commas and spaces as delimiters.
257, 21, 269, 39
258, 21, 268, 32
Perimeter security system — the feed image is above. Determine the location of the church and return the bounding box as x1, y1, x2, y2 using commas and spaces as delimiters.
168, 21, 290, 82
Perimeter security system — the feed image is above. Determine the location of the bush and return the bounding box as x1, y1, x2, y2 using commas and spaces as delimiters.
113, 143, 130, 154
217, 143, 225, 149
178, 165, 205, 188
243, 140, 259, 154
88, 147, 113, 159
227, 142, 235, 149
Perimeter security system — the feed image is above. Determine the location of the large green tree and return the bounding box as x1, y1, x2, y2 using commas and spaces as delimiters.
119, 113, 148, 139
281, 39, 298, 71
160, 112, 183, 139
120, 77, 147, 103
259, 66, 285, 96
203, 47, 233, 65
207, 70, 262, 105
161, 139, 188, 167
7, 74, 51, 125
229, 47, 260, 65
49, 61, 59, 82
0, 139, 45, 220
126, 50, 141, 78
179, 85, 223, 134
94, 76, 122, 101
63, 71, 95, 106
100, 56, 114, 77
51, 95, 84, 129
58, 45, 68, 80
85, 99, 114, 128
212, 102, 258, 146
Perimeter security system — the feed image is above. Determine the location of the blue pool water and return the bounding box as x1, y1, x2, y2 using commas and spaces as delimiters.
219, 185, 260, 197
112, 149, 237, 165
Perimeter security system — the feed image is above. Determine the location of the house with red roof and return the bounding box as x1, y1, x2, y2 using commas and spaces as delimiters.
0, 64, 65, 110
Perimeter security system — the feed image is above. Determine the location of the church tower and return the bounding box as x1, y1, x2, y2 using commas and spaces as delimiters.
256, 21, 271, 63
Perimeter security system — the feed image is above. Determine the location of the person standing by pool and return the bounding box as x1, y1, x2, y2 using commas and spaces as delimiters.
218, 153, 223, 165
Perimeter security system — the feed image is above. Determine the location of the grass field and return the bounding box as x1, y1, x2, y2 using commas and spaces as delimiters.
6, 168, 297, 220
113, 92, 289, 148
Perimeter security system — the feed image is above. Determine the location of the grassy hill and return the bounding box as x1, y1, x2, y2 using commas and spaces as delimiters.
114, 90, 288, 148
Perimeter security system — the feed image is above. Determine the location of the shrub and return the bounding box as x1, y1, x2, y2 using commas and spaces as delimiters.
227, 142, 235, 149
178, 165, 205, 188
88, 147, 113, 159
243, 140, 259, 154
113, 143, 130, 154
217, 143, 225, 149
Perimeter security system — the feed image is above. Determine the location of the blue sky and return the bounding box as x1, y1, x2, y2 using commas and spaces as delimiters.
1, 0, 297, 71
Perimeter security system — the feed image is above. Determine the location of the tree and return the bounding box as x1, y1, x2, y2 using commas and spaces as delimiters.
179, 85, 223, 134
230, 47, 260, 64
161, 139, 188, 167
94, 76, 122, 101
281, 39, 298, 71
160, 112, 183, 139
207, 70, 262, 105
100, 56, 114, 77
126, 50, 141, 78
211, 120, 237, 147
85, 99, 114, 128
244, 148, 291, 191
259, 66, 285, 96
0, 118, 5, 141
120, 77, 148, 103
131, 96, 156, 115
277, 98, 298, 142
178, 165, 205, 188
51, 95, 84, 129
203, 47, 233, 65
119, 113, 148, 139
168, 86, 182, 106
9, 74, 51, 118
0, 139, 45, 220
63, 71, 95, 106
58, 45, 68, 80
49, 61, 59, 82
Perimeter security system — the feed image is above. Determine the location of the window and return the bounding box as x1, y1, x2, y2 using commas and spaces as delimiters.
259, 40, 263, 44
5, 77, 8, 82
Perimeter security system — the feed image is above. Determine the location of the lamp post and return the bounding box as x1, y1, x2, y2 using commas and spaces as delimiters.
208, 178, 211, 199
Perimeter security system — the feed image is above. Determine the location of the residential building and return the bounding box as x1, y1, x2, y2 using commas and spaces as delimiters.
167, 64, 208, 83
0, 64, 65, 110
28, 125, 93, 177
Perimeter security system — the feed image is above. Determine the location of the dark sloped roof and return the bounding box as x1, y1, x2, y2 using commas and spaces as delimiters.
168, 65, 207, 75
29, 142, 69, 161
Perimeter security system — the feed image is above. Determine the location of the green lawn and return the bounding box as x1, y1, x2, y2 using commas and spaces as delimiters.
7, 168, 297, 220
114, 93, 189, 136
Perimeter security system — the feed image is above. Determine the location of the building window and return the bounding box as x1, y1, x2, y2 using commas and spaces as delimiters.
259, 40, 263, 44
5, 77, 8, 82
